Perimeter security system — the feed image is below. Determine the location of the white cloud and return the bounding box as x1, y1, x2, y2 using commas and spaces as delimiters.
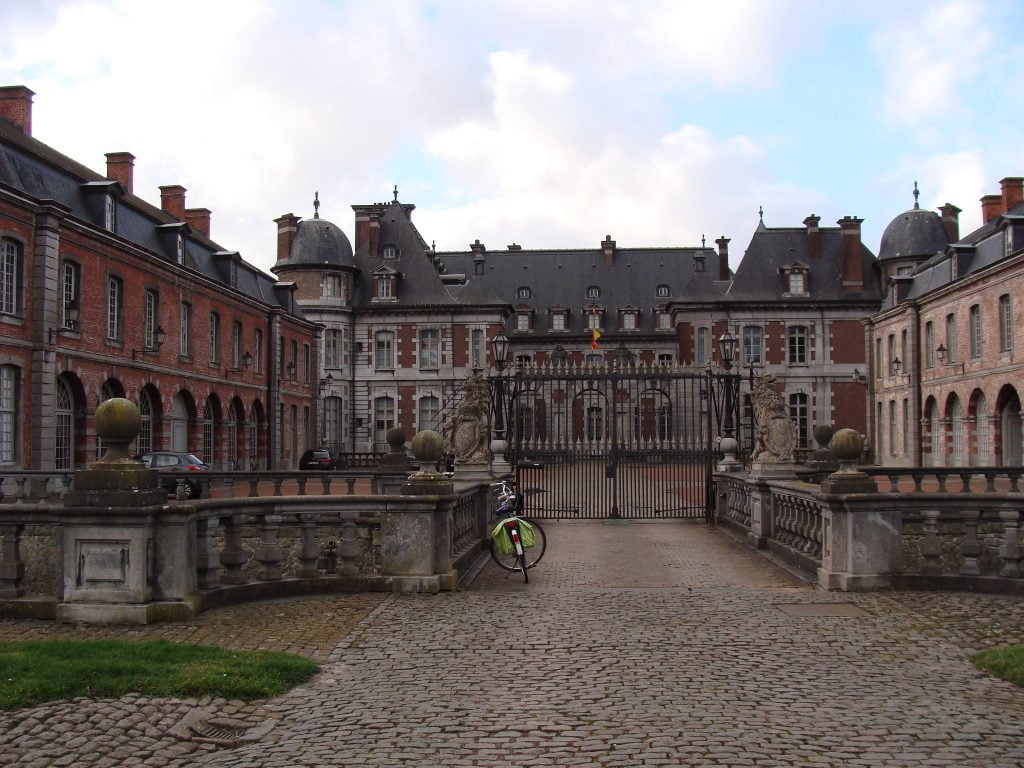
870, 0, 992, 124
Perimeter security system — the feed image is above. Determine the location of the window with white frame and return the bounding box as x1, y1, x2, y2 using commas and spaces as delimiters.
788, 326, 807, 365
658, 310, 672, 330
209, 311, 220, 363
144, 290, 159, 349
999, 294, 1013, 352
106, 276, 123, 341
788, 392, 809, 448
418, 395, 440, 432
788, 272, 806, 295
470, 328, 485, 368
658, 353, 673, 366
376, 274, 394, 299
419, 329, 440, 368
656, 284, 670, 298
0, 365, 17, 464
375, 330, 395, 369
889, 400, 897, 456
0, 238, 20, 316
586, 286, 601, 299
323, 396, 342, 450
516, 312, 531, 331
945, 312, 957, 363
232, 322, 243, 368
342, 326, 351, 365
324, 329, 339, 368
382, 244, 397, 259
137, 390, 153, 456
586, 406, 604, 440
969, 304, 982, 358
373, 395, 395, 450
60, 260, 80, 329
180, 302, 192, 357
55, 378, 74, 470
175, 234, 185, 265
324, 274, 344, 299
587, 311, 602, 330
696, 327, 708, 365
875, 337, 882, 378
303, 343, 310, 382
104, 194, 116, 232
621, 310, 637, 330
517, 286, 532, 299
742, 325, 763, 364
925, 321, 935, 367
887, 334, 895, 372
551, 312, 566, 331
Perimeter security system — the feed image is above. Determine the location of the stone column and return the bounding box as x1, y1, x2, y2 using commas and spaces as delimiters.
380, 430, 458, 594
56, 398, 200, 624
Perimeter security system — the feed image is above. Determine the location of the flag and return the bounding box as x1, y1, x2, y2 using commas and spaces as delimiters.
590, 327, 601, 350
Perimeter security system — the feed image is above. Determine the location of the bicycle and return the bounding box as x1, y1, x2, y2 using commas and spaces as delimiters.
488, 480, 547, 582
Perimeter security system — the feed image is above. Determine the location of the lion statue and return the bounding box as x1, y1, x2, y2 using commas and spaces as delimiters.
751, 373, 796, 463
445, 371, 492, 465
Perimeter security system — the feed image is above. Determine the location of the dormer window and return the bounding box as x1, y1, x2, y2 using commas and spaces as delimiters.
518, 286, 532, 299
655, 304, 671, 330
176, 234, 185, 265
694, 256, 705, 272
1006, 226, 1015, 258
104, 195, 116, 232
371, 267, 398, 302
586, 305, 604, 330
656, 284, 670, 298
781, 261, 809, 296
548, 306, 569, 331
382, 244, 397, 260
619, 306, 640, 331
516, 309, 532, 331
228, 259, 238, 288
586, 286, 601, 299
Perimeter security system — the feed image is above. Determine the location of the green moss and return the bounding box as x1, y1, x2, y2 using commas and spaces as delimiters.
971, 645, 1024, 687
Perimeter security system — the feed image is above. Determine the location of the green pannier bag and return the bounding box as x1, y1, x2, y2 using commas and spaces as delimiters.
491, 518, 536, 555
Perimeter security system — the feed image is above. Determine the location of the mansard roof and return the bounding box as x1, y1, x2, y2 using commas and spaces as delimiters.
730, 223, 882, 303
351, 201, 507, 309
436, 244, 728, 336
0, 115, 304, 318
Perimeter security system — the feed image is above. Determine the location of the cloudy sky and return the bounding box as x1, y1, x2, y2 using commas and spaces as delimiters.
2, 0, 1023, 273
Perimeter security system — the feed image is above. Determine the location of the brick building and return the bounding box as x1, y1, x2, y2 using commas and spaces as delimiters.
0, 85, 319, 472
865, 178, 1024, 467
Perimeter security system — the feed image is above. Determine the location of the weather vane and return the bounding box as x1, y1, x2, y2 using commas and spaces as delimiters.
313, 191, 320, 219
758, 205, 764, 222
393, 185, 399, 203
913, 180, 920, 210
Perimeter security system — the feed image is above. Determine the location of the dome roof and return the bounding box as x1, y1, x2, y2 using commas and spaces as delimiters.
288, 217, 354, 267
878, 207, 948, 263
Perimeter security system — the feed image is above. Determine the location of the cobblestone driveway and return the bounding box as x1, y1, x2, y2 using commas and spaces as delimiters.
3, 521, 1023, 767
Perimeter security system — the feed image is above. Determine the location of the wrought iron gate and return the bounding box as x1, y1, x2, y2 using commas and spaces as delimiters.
508, 364, 741, 520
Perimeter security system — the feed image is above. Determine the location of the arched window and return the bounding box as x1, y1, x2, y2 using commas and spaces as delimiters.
926, 400, 942, 467
0, 365, 18, 464
249, 404, 261, 469
999, 390, 1022, 466
517, 286, 532, 299
949, 397, 964, 466
227, 402, 240, 468
1, 238, 22, 316
323, 396, 342, 450
137, 390, 154, 456
788, 392, 809, 449
203, 400, 214, 465
656, 284, 670, 298
586, 286, 601, 299
374, 395, 395, 451
55, 378, 74, 470
974, 393, 989, 465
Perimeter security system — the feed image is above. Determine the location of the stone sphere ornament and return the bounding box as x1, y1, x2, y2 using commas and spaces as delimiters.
410, 429, 445, 471
813, 424, 834, 449
385, 427, 407, 454
829, 428, 865, 469
94, 397, 141, 463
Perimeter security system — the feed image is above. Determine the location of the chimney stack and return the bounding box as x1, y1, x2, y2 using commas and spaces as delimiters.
601, 235, 616, 266
838, 216, 864, 293
105, 152, 135, 194
803, 214, 821, 260
981, 194, 1003, 224
159, 185, 187, 221
939, 203, 961, 243
185, 208, 211, 238
0, 85, 34, 136
1001, 177, 1024, 213
715, 236, 730, 280
274, 213, 301, 264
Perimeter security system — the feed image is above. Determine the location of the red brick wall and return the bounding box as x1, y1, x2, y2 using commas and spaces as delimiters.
765, 321, 785, 365
452, 325, 468, 367
675, 322, 693, 365
830, 320, 865, 364
831, 381, 867, 433
397, 325, 415, 368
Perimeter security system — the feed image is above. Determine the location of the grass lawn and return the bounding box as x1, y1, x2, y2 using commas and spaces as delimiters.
0, 638, 318, 711
971, 645, 1024, 687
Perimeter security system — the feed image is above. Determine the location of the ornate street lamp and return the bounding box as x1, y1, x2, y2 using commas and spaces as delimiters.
717, 330, 738, 371
936, 344, 947, 364
489, 332, 511, 441
490, 332, 510, 373
891, 356, 902, 376
716, 330, 739, 439
319, 372, 334, 393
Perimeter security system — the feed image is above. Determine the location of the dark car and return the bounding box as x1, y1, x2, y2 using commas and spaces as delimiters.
136, 451, 210, 498
299, 448, 341, 471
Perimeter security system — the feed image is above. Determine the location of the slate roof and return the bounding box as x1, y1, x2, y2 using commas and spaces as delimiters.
730, 225, 882, 303
282, 217, 354, 268
0, 115, 303, 317
436, 243, 729, 336
351, 201, 507, 309
878, 207, 949, 263
886, 200, 1024, 306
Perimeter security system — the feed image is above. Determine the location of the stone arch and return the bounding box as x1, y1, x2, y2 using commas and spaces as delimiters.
923, 395, 941, 467
967, 389, 989, 466
202, 394, 223, 468
170, 390, 198, 453
944, 392, 965, 466
995, 384, 1022, 466
249, 399, 266, 470
226, 396, 246, 469
55, 371, 87, 469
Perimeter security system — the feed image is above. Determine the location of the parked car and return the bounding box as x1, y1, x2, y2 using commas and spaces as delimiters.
299, 448, 342, 471
136, 452, 210, 498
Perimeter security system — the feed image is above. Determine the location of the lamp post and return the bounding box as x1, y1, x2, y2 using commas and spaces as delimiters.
489, 331, 511, 475
717, 330, 738, 439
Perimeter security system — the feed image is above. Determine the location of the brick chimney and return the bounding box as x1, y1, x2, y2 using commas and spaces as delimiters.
837, 216, 864, 293
159, 185, 187, 221
803, 214, 821, 260
1001, 177, 1024, 213
601, 235, 616, 266
0, 85, 34, 135
105, 152, 135, 194
981, 194, 1003, 224
939, 203, 961, 243
274, 213, 301, 263
185, 208, 211, 238
715, 236, 730, 280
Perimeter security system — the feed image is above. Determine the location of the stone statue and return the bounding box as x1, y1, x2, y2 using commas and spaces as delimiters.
750, 373, 796, 463
445, 371, 492, 465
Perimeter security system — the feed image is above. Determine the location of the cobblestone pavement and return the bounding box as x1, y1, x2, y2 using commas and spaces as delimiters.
3, 520, 1024, 767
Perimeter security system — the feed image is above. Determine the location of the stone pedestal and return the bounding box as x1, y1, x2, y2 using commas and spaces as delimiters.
488, 438, 510, 477
817, 499, 901, 591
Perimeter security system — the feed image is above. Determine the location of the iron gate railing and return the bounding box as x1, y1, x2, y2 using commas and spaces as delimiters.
507, 363, 743, 520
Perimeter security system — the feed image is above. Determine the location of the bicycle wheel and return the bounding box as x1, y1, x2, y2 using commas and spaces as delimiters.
489, 518, 547, 571
520, 551, 529, 583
